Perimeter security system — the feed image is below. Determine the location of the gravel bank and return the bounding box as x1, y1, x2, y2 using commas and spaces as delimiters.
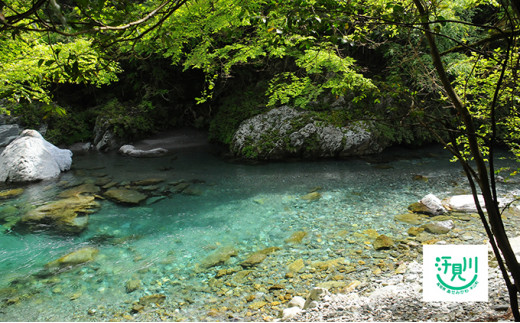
285, 261, 514, 322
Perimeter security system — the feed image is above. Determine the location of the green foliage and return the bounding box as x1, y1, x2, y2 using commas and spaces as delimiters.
208, 83, 268, 145
0, 34, 120, 106
97, 99, 156, 141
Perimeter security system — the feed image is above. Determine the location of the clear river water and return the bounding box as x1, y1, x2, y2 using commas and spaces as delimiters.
1, 132, 520, 321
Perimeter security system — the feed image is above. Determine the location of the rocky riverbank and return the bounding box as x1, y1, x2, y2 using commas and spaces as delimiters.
285, 261, 513, 322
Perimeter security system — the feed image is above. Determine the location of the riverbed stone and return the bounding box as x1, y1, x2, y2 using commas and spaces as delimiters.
373, 234, 394, 250
420, 194, 447, 215
282, 307, 302, 320
21, 195, 100, 233
285, 231, 307, 244
125, 279, 141, 293
0, 188, 24, 200
423, 220, 454, 234
139, 294, 166, 306
104, 188, 147, 205
132, 178, 165, 186
288, 258, 305, 273
0, 130, 72, 182
200, 246, 238, 268
301, 192, 321, 201
58, 183, 100, 198
394, 213, 422, 225
45, 247, 99, 270
407, 227, 424, 236
241, 252, 267, 267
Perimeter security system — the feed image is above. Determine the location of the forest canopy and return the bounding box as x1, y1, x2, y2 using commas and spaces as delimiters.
0, 0, 518, 150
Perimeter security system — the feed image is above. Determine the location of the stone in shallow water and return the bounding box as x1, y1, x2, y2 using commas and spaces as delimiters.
423, 220, 454, 234
301, 192, 321, 201
394, 213, 422, 225
45, 247, 99, 270
241, 252, 267, 267
57, 183, 100, 198
285, 231, 307, 244
125, 279, 141, 293
139, 294, 166, 306
373, 234, 394, 250
0, 188, 24, 200
287, 258, 305, 273
104, 188, 147, 205
21, 195, 100, 233
407, 227, 424, 236
132, 178, 165, 186
200, 246, 238, 268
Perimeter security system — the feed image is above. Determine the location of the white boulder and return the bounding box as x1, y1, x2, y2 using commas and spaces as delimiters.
420, 194, 447, 215
0, 130, 72, 182
444, 195, 485, 212
119, 144, 168, 157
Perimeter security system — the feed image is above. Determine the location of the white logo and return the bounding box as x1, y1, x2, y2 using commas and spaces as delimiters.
423, 245, 488, 302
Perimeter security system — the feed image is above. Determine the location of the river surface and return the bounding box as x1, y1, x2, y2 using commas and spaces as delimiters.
1, 134, 520, 321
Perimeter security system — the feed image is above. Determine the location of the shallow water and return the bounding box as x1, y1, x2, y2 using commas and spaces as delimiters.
1, 141, 520, 321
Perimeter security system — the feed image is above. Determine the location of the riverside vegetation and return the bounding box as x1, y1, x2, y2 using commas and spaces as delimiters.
2, 0, 520, 321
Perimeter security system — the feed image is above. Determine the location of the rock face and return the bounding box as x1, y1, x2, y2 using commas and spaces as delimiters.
119, 145, 168, 157
0, 124, 21, 147
0, 130, 72, 182
231, 106, 386, 159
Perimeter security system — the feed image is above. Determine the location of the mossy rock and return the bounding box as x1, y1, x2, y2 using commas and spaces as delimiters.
373, 234, 394, 250
0, 188, 24, 200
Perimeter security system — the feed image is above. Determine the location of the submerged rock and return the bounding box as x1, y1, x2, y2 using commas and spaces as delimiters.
0, 188, 24, 200
241, 252, 267, 267
0, 130, 72, 182
58, 183, 100, 198
301, 192, 322, 201
373, 234, 394, 250
125, 279, 141, 293
285, 231, 308, 244
139, 294, 166, 306
132, 178, 165, 186
200, 246, 238, 268
287, 258, 305, 273
45, 247, 99, 270
104, 188, 147, 205
394, 213, 422, 225
21, 195, 100, 233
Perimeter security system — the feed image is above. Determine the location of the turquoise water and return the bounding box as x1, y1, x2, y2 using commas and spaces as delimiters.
1, 143, 519, 321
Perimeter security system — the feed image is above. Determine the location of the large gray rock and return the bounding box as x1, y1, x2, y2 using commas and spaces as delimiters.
0, 130, 72, 182
231, 106, 385, 160
0, 124, 21, 147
